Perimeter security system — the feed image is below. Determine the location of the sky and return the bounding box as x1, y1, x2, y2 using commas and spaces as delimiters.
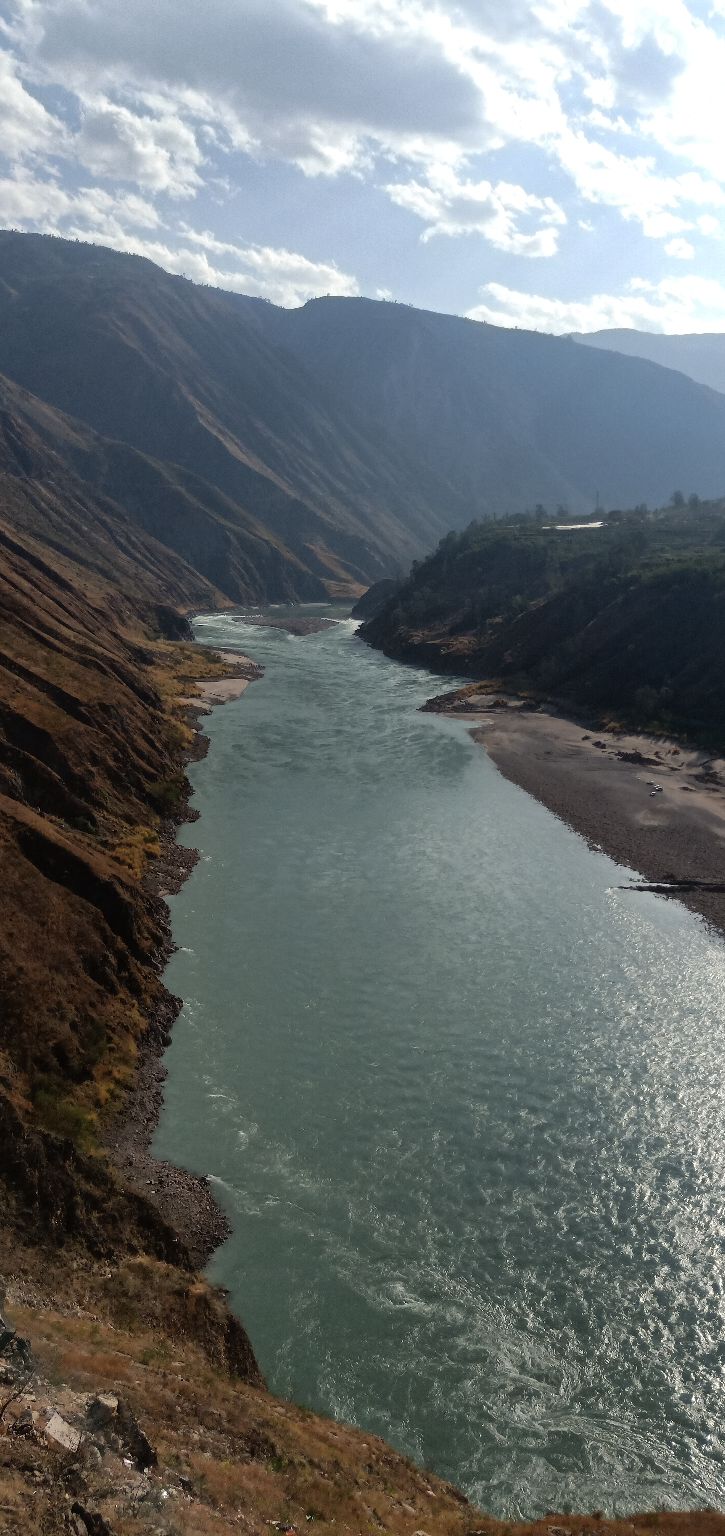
2, 0, 725, 329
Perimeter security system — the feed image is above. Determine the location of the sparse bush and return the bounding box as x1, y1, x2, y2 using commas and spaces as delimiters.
148, 773, 187, 817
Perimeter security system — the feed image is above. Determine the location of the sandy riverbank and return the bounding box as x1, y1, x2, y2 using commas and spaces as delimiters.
427, 693, 725, 938
178, 649, 262, 710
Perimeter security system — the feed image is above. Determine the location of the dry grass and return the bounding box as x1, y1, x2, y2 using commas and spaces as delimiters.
3, 1248, 725, 1536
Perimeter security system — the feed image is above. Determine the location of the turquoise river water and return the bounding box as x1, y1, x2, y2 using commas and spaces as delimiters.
155, 609, 725, 1519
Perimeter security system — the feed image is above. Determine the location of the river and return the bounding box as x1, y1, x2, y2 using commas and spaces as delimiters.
155, 609, 725, 1519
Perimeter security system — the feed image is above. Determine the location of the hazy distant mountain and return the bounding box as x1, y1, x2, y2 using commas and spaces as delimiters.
3, 234, 725, 599
573, 329, 725, 398
272, 297, 725, 514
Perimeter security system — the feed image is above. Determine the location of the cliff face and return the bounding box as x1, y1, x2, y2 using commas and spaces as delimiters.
0, 381, 213, 1140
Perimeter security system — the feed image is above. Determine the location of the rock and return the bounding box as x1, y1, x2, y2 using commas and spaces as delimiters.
9, 1406, 35, 1436
43, 1410, 82, 1454
80, 1442, 103, 1470
116, 1397, 157, 1472
86, 1395, 119, 1430
0, 1322, 33, 1379
71, 1503, 115, 1536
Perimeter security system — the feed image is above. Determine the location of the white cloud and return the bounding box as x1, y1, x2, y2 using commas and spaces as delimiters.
665, 236, 694, 259
20, 0, 484, 178
75, 99, 204, 198
171, 227, 359, 303
0, 165, 359, 304
467, 274, 725, 333
0, 172, 161, 237
0, 46, 66, 159
553, 127, 725, 240
386, 167, 566, 255
3, 0, 725, 308
5, 0, 725, 241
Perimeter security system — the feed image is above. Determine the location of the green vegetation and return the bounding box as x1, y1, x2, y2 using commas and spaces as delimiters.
32, 1083, 97, 1150
148, 772, 188, 818
361, 501, 725, 745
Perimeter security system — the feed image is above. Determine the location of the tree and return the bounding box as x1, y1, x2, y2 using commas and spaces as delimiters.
671, 489, 685, 507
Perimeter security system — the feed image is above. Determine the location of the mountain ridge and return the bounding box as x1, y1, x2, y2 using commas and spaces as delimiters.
258, 291, 725, 512
573, 327, 725, 397
2, 234, 725, 596
0, 231, 466, 593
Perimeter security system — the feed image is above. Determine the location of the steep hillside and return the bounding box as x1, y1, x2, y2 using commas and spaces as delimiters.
0, 232, 465, 592
574, 329, 725, 397
360, 504, 725, 745
273, 296, 725, 514
0, 377, 221, 1207
0, 373, 329, 604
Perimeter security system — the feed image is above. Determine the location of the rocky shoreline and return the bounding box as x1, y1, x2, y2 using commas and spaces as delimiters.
106, 647, 264, 1271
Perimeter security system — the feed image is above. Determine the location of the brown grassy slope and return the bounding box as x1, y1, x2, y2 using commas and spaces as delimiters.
2, 1246, 723, 1536
0, 386, 229, 1238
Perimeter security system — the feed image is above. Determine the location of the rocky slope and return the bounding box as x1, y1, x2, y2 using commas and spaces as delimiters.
0, 376, 223, 1242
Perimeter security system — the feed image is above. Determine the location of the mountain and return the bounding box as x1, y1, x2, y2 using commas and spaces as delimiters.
360, 504, 725, 746
271, 296, 725, 513
573, 329, 725, 398
0, 232, 464, 594
3, 236, 725, 595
